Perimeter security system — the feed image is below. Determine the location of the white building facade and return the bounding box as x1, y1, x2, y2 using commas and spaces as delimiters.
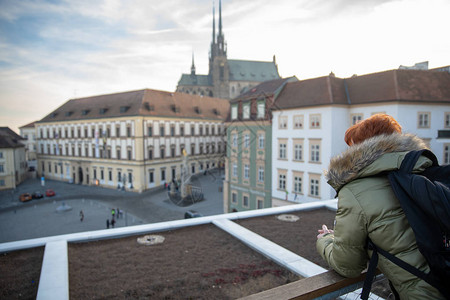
271, 69, 450, 206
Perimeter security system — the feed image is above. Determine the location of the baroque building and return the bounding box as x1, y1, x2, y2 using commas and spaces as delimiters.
0, 127, 27, 190
176, 0, 281, 100
36, 89, 229, 193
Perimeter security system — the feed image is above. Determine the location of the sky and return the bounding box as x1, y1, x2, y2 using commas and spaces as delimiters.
0, 0, 449, 134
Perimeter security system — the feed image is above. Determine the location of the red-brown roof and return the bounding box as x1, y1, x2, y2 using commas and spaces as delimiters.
0, 127, 25, 148
273, 75, 347, 110
274, 69, 450, 110
38, 89, 230, 123
19, 121, 37, 129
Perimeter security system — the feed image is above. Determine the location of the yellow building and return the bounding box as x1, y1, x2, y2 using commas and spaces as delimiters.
36, 89, 230, 192
0, 127, 27, 190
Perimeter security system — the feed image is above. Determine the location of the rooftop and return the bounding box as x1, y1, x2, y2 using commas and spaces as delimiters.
0, 127, 25, 148
0, 200, 389, 299
274, 69, 450, 110
38, 89, 230, 123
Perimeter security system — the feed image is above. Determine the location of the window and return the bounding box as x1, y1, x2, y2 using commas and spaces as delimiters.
279, 140, 287, 159
257, 199, 264, 209
445, 113, 450, 128
206, 125, 209, 136
161, 169, 166, 181
0, 180, 5, 186
444, 144, 450, 165
199, 125, 203, 136
294, 142, 303, 161
418, 112, 430, 128
257, 102, 265, 119
310, 139, 321, 162
170, 126, 175, 137
160, 147, 165, 159
293, 115, 304, 129
148, 148, 153, 160
243, 195, 249, 208
171, 146, 175, 157
309, 174, 321, 197
148, 126, 153, 137
231, 105, 238, 120
244, 164, 249, 179
191, 125, 195, 136
279, 116, 287, 129
243, 103, 250, 119
127, 126, 131, 137
310, 114, 321, 129
100, 169, 104, 180
293, 172, 302, 193
160, 125, 165, 136
258, 133, 265, 149
191, 144, 195, 155
244, 134, 250, 148
180, 125, 184, 136
149, 170, 154, 183
232, 133, 238, 147
127, 148, 132, 160
0, 164, 4, 173
231, 192, 237, 204
258, 166, 264, 183
116, 147, 121, 159
232, 163, 237, 177
278, 173, 286, 190
351, 113, 363, 125
109, 170, 112, 181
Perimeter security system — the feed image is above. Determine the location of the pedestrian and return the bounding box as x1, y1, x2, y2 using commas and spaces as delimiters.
79, 210, 84, 222
111, 218, 115, 228
111, 208, 115, 219
116, 208, 120, 219
316, 114, 444, 299
106, 219, 110, 229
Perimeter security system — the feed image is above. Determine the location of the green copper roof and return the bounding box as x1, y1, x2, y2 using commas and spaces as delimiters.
177, 74, 212, 86
228, 59, 280, 82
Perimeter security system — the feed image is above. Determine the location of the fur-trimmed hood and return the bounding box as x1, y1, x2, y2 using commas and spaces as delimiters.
326, 133, 429, 192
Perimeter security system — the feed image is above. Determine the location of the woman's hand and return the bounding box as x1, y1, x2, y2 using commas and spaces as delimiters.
317, 224, 334, 239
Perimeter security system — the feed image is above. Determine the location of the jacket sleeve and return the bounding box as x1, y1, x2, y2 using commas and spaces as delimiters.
316, 187, 369, 278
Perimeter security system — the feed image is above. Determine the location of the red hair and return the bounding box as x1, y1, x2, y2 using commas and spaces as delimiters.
345, 114, 402, 146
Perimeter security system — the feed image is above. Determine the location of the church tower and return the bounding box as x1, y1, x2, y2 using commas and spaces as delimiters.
209, 0, 229, 98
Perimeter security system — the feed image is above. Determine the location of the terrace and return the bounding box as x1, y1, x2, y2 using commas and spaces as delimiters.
0, 200, 388, 299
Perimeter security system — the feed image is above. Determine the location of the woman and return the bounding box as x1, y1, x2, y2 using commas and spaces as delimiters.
316, 114, 444, 299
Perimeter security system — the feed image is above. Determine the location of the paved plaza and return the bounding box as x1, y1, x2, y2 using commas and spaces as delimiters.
0, 169, 225, 243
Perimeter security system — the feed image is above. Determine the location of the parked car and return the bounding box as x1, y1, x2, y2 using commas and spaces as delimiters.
19, 193, 32, 202
184, 210, 203, 219
45, 189, 55, 197
32, 192, 44, 199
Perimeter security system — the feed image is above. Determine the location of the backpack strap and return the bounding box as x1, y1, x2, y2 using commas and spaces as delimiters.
363, 239, 446, 298
399, 149, 438, 173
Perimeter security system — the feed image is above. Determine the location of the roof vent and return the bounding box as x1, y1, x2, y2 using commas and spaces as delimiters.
120, 106, 130, 113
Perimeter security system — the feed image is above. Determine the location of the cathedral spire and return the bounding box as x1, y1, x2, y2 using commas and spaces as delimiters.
191, 52, 196, 75
212, 1, 216, 44
218, 0, 222, 37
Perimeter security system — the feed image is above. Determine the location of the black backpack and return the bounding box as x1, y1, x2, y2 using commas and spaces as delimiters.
362, 149, 450, 299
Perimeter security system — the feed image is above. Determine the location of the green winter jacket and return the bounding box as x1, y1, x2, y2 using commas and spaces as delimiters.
317, 133, 444, 299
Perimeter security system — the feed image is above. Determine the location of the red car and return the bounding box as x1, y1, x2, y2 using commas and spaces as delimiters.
46, 189, 55, 197
19, 193, 32, 202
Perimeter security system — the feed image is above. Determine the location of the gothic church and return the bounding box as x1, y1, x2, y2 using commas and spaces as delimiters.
176, 0, 281, 100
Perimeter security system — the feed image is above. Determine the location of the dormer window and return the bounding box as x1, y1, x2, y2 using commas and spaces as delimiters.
65, 111, 73, 117
144, 102, 154, 111
213, 108, 219, 116
99, 108, 108, 114
81, 109, 90, 116
120, 106, 130, 113
51, 113, 58, 118
194, 106, 201, 114
170, 105, 180, 112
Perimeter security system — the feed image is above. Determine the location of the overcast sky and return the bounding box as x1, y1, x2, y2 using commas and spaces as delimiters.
1, 0, 449, 133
